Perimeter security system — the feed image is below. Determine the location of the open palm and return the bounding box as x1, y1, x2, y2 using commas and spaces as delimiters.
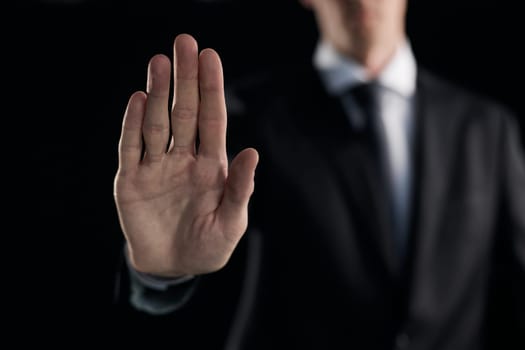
114, 34, 258, 278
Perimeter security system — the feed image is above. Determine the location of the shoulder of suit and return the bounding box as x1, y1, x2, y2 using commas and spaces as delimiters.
417, 65, 517, 122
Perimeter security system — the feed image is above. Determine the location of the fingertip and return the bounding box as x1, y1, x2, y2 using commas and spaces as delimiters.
198, 48, 224, 91
248, 147, 259, 163
244, 146, 259, 160
175, 33, 198, 52
199, 48, 221, 65
148, 54, 171, 75
233, 148, 259, 175
147, 54, 172, 95
245, 147, 259, 171
176, 33, 197, 43
126, 91, 147, 113
130, 90, 147, 102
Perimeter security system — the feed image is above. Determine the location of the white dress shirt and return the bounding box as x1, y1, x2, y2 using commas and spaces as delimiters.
315, 39, 417, 257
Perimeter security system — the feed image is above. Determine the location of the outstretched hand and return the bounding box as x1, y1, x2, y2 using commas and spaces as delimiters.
114, 34, 258, 278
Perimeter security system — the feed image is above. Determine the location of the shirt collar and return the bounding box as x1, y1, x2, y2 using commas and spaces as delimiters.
313, 39, 417, 98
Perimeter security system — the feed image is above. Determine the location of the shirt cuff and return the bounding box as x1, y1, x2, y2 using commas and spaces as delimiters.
123, 243, 195, 291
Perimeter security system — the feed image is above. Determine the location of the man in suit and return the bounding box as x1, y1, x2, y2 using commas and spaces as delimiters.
113, 0, 525, 348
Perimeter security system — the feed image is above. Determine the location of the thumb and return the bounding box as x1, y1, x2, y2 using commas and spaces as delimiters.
217, 148, 259, 239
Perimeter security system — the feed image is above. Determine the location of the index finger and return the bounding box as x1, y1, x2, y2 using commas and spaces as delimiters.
197, 48, 227, 160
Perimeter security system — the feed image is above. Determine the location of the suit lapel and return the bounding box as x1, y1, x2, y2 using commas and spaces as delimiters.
404, 70, 460, 294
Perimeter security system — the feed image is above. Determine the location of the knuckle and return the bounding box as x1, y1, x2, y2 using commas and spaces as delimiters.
172, 105, 197, 120
144, 122, 169, 134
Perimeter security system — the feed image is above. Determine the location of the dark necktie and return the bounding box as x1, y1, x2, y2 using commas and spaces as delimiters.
348, 82, 409, 261
348, 81, 382, 152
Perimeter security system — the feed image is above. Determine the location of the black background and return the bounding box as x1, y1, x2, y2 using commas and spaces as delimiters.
9, 0, 525, 345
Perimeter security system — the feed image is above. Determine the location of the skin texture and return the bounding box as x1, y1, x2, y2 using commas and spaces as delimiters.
114, 0, 407, 277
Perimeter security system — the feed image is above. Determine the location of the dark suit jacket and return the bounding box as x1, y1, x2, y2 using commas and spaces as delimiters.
114, 63, 525, 350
